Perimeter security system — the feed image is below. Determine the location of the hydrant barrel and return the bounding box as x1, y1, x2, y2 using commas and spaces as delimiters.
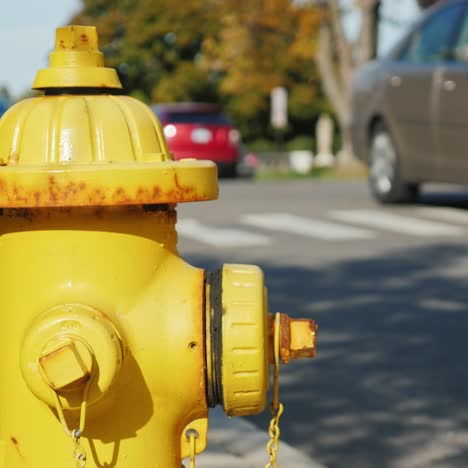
0, 25, 317, 468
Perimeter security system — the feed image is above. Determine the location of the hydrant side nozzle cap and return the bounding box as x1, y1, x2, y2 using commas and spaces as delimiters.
220, 264, 269, 417
32, 25, 123, 90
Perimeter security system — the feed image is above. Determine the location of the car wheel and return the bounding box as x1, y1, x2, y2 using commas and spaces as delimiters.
218, 163, 238, 178
368, 123, 419, 204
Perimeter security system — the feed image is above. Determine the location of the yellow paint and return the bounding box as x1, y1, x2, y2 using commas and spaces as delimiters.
39, 338, 93, 391
22, 303, 123, 409
0, 24, 317, 468
0, 207, 208, 467
33, 26, 122, 90
180, 418, 208, 459
290, 320, 316, 352
0, 26, 212, 467
220, 265, 269, 417
0, 27, 218, 207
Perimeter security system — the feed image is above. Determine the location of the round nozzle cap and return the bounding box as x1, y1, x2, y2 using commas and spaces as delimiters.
219, 264, 269, 417
32, 25, 122, 90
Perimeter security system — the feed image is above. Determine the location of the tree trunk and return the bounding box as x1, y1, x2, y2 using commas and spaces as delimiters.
316, 0, 381, 165
315, 25, 351, 124
357, 0, 381, 64
336, 118, 356, 166
417, 0, 439, 8
316, 22, 355, 162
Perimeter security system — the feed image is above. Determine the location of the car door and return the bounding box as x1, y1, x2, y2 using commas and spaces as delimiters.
435, 4, 468, 180
381, 2, 466, 179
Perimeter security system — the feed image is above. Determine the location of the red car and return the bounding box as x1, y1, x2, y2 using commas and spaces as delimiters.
151, 102, 242, 177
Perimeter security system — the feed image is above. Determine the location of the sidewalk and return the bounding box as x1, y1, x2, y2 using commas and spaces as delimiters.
193, 407, 326, 468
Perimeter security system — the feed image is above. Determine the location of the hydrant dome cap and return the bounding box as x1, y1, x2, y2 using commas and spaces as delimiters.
0, 25, 218, 207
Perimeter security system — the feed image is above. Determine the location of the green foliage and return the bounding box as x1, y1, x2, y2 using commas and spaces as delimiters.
152, 62, 217, 103
333, 131, 343, 155
248, 138, 277, 153
70, 0, 326, 142
256, 166, 334, 181
286, 135, 315, 152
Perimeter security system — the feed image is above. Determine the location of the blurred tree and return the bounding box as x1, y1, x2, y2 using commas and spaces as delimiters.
71, 0, 219, 101
0, 86, 11, 103
71, 0, 326, 142
316, 0, 381, 164
0, 86, 12, 115
201, 0, 326, 140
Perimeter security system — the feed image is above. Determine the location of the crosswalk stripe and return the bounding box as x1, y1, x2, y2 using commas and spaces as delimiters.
331, 209, 464, 236
177, 219, 271, 247
241, 213, 376, 240
416, 207, 468, 225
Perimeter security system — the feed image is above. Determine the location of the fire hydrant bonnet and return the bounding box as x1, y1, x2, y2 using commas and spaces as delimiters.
0, 26, 217, 208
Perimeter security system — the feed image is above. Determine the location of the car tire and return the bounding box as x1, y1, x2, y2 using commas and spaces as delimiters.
218, 163, 238, 178
368, 123, 419, 204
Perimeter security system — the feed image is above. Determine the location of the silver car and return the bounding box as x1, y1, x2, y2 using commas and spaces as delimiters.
351, 0, 468, 203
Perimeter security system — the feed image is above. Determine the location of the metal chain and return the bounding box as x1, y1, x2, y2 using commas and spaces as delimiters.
264, 312, 284, 468
265, 403, 284, 468
53, 379, 91, 468
186, 312, 284, 468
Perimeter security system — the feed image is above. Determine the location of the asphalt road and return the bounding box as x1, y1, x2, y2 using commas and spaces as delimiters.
177, 178, 468, 468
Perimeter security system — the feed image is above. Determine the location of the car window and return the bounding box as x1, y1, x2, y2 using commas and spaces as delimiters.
0, 101, 7, 117
453, 11, 468, 62
400, 4, 466, 64
167, 112, 230, 125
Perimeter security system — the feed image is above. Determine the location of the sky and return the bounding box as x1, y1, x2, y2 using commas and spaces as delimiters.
0, 0, 81, 98
0, 0, 421, 100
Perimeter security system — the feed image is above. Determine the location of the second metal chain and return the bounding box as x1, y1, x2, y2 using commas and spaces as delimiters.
264, 312, 285, 468
53, 378, 91, 468
187, 312, 284, 468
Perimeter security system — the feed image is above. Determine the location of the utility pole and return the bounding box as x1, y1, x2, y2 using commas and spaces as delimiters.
370, 1, 381, 59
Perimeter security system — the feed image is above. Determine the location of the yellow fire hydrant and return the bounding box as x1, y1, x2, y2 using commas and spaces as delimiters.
0, 26, 317, 468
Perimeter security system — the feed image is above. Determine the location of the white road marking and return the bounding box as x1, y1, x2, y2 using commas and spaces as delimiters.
331, 210, 464, 236
177, 219, 271, 247
416, 207, 468, 225
241, 213, 375, 240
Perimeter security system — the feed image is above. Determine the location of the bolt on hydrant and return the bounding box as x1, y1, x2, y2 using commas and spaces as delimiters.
0, 26, 317, 468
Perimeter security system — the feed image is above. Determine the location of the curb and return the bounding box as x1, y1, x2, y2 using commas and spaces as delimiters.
196, 407, 326, 468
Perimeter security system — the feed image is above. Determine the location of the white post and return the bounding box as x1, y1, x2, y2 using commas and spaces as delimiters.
315, 114, 335, 167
